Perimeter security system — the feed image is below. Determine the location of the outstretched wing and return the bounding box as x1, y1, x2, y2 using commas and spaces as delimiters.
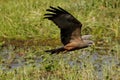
44, 6, 83, 45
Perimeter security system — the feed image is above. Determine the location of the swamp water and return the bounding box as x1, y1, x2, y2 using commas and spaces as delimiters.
0, 45, 120, 80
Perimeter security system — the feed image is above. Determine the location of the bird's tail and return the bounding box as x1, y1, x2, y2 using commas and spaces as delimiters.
45, 47, 66, 54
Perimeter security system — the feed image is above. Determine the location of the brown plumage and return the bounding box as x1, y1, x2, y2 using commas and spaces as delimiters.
44, 6, 93, 54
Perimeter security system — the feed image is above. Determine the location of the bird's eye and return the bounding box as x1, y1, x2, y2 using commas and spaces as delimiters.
88, 41, 94, 46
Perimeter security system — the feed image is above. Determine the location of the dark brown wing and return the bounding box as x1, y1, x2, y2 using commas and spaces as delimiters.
44, 6, 82, 45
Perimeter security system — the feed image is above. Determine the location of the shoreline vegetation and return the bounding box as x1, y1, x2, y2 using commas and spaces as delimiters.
0, 0, 120, 80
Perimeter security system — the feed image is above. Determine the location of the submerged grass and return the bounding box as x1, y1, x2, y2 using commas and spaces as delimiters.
0, 0, 120, 80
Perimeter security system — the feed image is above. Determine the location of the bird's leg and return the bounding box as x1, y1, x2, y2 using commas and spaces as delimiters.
63, 50, 68, 53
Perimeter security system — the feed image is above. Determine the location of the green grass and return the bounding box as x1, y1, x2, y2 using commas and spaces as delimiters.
0, 0, 120, 80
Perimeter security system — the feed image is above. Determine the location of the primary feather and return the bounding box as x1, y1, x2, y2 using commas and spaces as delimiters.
44, 6, 82, 45
44, 6, 93, 54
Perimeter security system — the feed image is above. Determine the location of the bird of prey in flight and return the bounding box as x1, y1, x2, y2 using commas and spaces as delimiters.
44, 6, 93, 54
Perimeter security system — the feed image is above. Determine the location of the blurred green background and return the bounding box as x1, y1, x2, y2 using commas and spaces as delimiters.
0, 0, 120, 80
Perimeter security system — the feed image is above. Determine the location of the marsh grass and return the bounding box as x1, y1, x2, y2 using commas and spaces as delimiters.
0, 0, 120, 80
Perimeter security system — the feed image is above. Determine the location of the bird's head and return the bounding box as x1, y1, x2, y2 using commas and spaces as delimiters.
82, 35, 93, 40
82, 35, 94, 46
83, 40, 94, 46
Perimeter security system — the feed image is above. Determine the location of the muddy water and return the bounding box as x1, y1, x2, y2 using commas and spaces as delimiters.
0, 46, 120, 80
77, 51, 119, 80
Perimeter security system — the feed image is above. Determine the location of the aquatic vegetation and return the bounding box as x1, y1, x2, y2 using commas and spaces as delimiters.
0, 0, 120, 80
